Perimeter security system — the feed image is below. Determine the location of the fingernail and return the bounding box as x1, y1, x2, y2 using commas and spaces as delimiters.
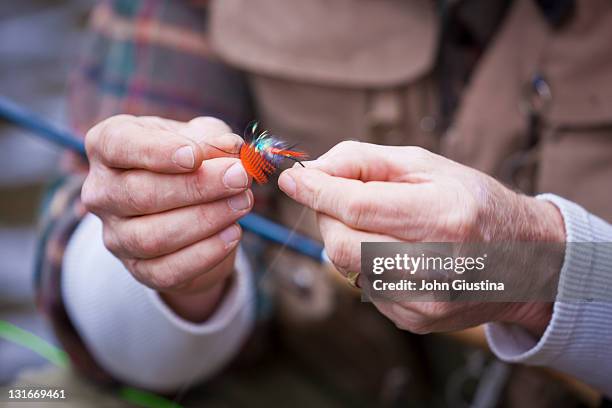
219, 225, 241, 244
278, 171, 296, 197
223, 162, 248, 189
228, 191, 251, 211
173, 146, 195, 169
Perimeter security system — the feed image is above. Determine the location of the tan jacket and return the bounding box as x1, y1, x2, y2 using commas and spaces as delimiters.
211, 0, 612, 222
209, 0, 612, 402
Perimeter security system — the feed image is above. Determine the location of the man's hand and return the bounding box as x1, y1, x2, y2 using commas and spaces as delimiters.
82, 115, 253, 322
278, 141, 566, 336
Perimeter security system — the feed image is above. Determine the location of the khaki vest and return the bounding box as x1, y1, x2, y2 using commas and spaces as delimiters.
209, 0, 612, 400
444, 0, 612, 222
211, 0, 612, 223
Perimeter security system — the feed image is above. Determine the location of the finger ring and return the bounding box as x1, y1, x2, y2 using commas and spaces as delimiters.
346, 271, 361, 288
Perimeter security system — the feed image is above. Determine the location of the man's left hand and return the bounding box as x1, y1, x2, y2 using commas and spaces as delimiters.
278, 141, 565, 336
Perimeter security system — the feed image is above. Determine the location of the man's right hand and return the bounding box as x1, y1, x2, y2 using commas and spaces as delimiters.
81, 115, 253, 321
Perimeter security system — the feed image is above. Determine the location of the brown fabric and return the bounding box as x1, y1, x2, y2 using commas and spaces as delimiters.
210, 0, 438, 87
441, 0, 551, 187
442, 0, 612, 222
210, 3, 443, 399
207, 0, 610, 401
536, 0, 612, 221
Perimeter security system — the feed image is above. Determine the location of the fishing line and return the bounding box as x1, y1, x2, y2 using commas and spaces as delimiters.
202, 143, 239, 156
259, 206, 310, 285
170, 205, 311, 406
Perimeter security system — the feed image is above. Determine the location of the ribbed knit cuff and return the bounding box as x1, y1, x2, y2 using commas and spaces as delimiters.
63, 214, 255, 391
486, 195, 612, 396
487, 194, 592, 363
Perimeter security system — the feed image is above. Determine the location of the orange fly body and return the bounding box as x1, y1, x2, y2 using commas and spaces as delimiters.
239, 143, 276, 184
238, 121, 308, 184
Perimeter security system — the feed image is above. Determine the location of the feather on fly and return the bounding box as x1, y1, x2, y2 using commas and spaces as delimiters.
239, 121, 308, 184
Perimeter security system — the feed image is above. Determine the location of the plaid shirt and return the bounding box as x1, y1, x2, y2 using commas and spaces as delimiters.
36, 0, 253, 386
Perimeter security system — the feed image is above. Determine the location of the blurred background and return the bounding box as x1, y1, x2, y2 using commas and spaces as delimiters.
0, 2, 604, 406
0, 0, 94, 384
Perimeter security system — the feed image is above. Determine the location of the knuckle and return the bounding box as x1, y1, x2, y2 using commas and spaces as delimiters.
124, 259, 153, 287
310, 183, 339, 215
122, 257, 138, 275
327, 233, 353, 272
338, 140, 361, 149
86, 115, 135, 158
404, 145, 430, 160
80, 177, 96, 209
133, 227, 164, 257
101, 226, 121, 255
100, 116, 137, 162
186, 170, 207, 202
194, 243, 218, 269
122, 173, 156, 214
81, 174, 105, 213
139, 116, 170, 128
96, 118, 117, 150
345, 196, 370, 226
106, 119, 132, 142
131, 231, 164, 256
333, 140, 361, 155
148, 262, 182, 291
402, 146, 433, 170
310, 184, 324, 210
84, 126, 101, 158
103, 114, 136, 132
404, 321, 432, 335
389, 304, 438, 334
108, 114, 136, 123
126, 258, 181, 291
420, 303, 446, 321
190, 116, 231, 134
194, 203, 217, 232
396, 313, 433, 334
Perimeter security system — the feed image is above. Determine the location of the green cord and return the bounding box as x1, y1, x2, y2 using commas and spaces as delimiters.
0, 320, 183, 408
0, 320, 69, 368
118, 387, 182, 408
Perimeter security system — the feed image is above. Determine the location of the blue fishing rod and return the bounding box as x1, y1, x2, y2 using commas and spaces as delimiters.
0, 96, 325, 262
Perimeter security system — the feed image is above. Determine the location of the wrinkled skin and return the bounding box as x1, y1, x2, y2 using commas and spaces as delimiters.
82, 115, 252, 321
278, 141, 566, 336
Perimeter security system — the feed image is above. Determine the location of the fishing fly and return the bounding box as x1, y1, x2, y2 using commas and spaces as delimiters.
211, 121, 308, 184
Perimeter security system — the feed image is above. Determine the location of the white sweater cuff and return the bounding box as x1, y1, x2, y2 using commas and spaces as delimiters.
62, 214, 255, 392
486, 194, 612, 397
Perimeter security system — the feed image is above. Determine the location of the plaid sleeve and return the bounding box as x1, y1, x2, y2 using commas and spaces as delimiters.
69, 0, 253, 133
36, 0, 254, 385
